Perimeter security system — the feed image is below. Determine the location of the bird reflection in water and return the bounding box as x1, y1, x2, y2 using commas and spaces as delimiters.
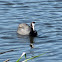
17, 34, 35, 48
29, 36, 34, 48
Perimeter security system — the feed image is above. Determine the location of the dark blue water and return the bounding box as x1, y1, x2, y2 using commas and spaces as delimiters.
0, 0, 62, 62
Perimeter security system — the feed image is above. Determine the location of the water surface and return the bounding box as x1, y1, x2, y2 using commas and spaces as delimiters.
0, 0, 62, 62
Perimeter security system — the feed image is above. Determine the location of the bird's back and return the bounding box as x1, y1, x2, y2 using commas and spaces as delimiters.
17, 23, 30, 35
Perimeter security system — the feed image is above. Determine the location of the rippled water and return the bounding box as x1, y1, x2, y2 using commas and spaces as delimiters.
0, 0, 62, 62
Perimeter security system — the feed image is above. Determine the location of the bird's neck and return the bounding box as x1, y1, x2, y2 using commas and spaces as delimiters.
31, 23, 35, 31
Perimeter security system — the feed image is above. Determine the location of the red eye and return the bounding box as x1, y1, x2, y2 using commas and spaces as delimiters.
32, 22, 35, 23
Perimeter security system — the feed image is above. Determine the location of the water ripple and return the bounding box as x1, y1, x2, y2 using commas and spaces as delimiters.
0, 0, 62, 62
